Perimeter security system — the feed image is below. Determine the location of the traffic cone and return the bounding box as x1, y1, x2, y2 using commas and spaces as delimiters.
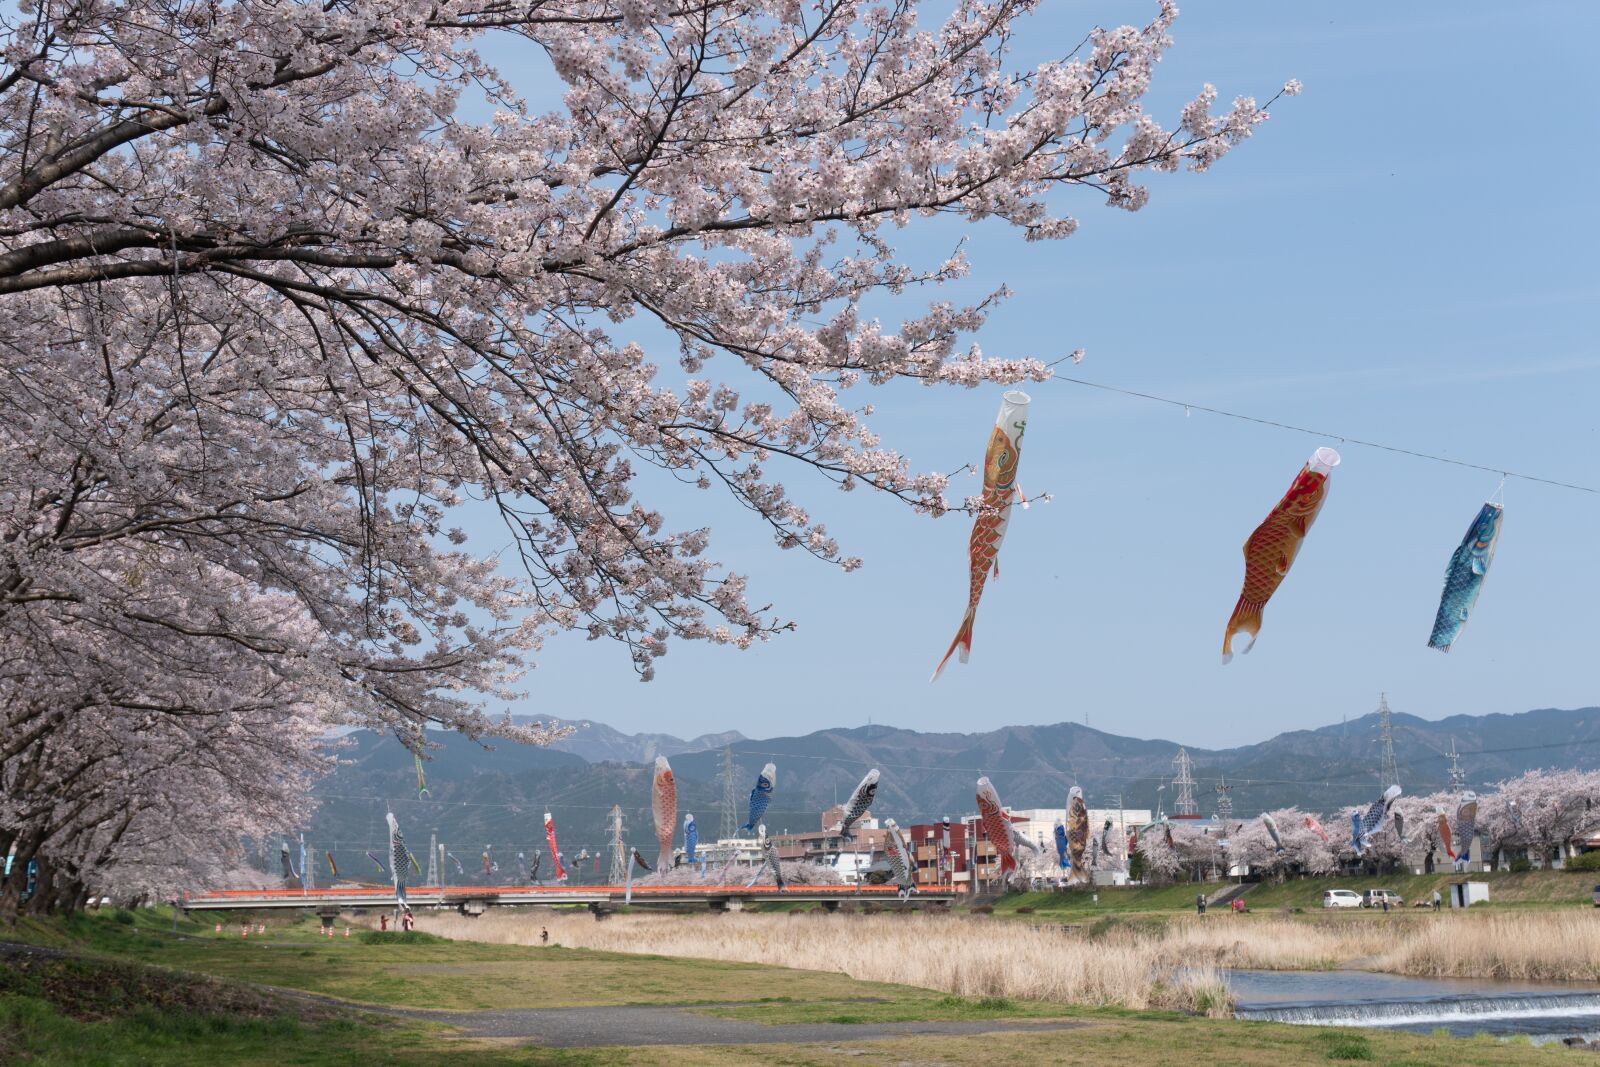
343, 927, 350, 938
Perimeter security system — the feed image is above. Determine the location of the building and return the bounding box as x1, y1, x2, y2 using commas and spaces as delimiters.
1006, 808, 1153, 853
771, 806, 886, 872
905, 820, 970, 889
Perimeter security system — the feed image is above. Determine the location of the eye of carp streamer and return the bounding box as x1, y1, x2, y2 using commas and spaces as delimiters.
1428, 501, 1504, 651
1223, 446, 1340, 663
544, 813, 565, 881
835, 769, 879, 841
975, 776, 1018, 883
932, 390, 1031, 682
651, 756, 677, 870
738, 763, 776, 834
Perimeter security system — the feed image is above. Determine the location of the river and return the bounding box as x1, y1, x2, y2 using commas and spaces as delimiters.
1231, 969, 1600, 1043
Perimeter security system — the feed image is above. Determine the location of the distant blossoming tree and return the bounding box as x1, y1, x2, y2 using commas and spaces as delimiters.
0, 0, 1289, 911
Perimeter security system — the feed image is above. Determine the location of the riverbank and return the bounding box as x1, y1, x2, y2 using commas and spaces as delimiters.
0, 907, 1587, 1065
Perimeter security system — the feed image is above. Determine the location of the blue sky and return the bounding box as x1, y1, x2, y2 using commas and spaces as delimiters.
469, 1, 1599, 747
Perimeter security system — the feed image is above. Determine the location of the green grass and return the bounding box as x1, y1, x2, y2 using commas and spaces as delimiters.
3, 907, 1586, 1066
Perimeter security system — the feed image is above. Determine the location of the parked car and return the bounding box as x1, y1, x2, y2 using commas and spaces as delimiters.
1362, 889, 1404, 909
1323, 889, 1362, 909
1591, 884, 1600, 908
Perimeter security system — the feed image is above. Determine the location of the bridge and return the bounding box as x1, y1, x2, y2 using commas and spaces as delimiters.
181, 883, 957, 917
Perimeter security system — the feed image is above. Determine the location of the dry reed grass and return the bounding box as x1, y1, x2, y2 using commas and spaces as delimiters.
417, 910, 1235, 1016
1371, 912, 1600, 981
415, 907, 1600, 1007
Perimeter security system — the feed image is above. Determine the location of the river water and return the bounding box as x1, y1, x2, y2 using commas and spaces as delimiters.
1230, 969, 1600, 1043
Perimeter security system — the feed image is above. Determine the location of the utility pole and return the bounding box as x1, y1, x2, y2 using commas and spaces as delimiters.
1173, 749, 1197, 817
426, 831, 438, 887
608, 805, 628, 885
1375, 693, 1401, 788
1447, 738, 1466, 792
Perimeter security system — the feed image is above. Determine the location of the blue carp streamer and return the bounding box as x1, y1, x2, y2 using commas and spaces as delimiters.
739, 764, 776, 834
1428, 502, 1503, 652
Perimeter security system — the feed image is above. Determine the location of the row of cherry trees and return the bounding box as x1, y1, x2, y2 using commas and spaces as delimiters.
1, 0, 1287, 913
1133, 770, 1600, 883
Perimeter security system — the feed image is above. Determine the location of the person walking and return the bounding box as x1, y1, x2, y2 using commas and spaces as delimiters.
1432, 889, 1442, 912
540, 927, 549, 945
1196, 893, 1206, 916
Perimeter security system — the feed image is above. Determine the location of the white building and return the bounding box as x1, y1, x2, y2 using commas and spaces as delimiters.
1004, 808, 1152, 852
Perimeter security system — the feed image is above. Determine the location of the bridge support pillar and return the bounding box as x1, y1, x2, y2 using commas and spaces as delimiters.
317, 910, 339, 933
587, 902, 611, 921
821, 900, 839, 912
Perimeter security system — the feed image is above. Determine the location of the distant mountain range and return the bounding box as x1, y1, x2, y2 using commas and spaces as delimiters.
300, 707, 1600, 883
536, 718, 746, 765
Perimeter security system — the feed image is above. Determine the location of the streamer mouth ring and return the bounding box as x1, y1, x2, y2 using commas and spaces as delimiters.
1002, 389, 1032, 405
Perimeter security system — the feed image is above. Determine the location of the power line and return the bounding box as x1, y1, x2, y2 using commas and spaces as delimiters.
1047, 372, 1600, 495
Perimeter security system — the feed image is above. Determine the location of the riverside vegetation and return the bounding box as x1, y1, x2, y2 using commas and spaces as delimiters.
0, 907, 1588, 1066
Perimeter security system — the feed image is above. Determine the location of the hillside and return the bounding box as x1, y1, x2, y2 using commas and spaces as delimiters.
299, 707, 1600, 883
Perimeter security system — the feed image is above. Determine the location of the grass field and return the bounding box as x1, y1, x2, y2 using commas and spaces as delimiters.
1, 905, 1594, 1065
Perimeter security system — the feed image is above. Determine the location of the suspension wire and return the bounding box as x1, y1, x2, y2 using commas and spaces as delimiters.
1046, 372, 1599, 495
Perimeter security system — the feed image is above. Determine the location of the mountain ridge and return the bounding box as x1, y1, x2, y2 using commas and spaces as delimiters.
301, 706, 1600, 880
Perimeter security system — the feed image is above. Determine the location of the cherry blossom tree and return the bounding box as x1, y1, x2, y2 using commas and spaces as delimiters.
1477, 770, 1600, 869
1, 0, 1292, 910
1228, 808, 1337, 879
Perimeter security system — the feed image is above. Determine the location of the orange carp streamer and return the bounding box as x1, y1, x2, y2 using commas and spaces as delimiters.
651, 756, 677, 870
1222, 447, 1340, 663
932, 391, 1030, 682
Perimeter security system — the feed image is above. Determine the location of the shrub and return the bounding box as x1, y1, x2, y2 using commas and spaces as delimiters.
357, 930, 446, 945
1508, 857, 1533, 873
1317, 1032, 1375, 1061
111, 910, 136, 926
1566, 851, 1600, 872
971, 905, 994, 915
1015, 906, 1034, 914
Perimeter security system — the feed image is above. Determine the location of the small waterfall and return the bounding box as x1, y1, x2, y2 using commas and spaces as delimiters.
1237, 992, 1600, 1028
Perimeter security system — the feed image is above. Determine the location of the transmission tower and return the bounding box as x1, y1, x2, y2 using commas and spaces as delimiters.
718, 746, 740, 844
426, 831, 439, 887
1375, 693, 1401, 787
1172, 748, 1197, 816
607, 805, 627, 885
1447, 738, 1466, 792
1214, 776, 1233, 825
